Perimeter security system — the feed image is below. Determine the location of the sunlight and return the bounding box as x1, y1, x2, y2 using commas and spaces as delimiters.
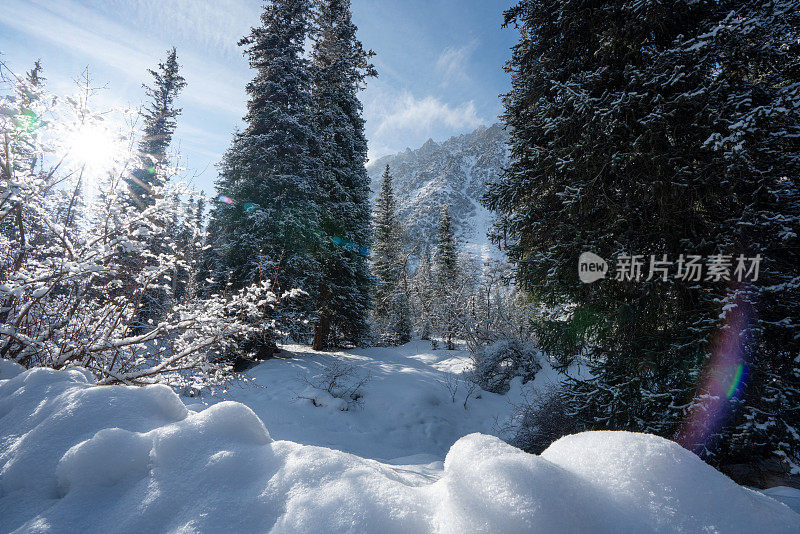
67, 121, 128, 173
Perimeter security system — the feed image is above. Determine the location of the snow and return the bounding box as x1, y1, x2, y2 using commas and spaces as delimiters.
1, 344, 799, 533
216, 341, 530, 462
762, 486, 800, 515
366, 122, 508, 265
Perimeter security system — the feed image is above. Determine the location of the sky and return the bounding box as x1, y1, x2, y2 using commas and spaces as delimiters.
0, 0, 516, 195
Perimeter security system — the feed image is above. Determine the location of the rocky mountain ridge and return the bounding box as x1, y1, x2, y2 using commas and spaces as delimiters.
367, 122, 508, 261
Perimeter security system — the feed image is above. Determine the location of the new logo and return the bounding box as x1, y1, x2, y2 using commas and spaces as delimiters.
578, 252, 608, 283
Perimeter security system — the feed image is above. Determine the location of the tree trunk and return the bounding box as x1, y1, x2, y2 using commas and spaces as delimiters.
312, 315, 330, 351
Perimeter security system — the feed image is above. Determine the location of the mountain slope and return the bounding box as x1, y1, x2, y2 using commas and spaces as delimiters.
367, 123, 508, 261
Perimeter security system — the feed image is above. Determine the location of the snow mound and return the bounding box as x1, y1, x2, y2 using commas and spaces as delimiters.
56, 428, 152, 495
0, 359, 24, 380
763, 486, 800, 514
542, 432, 799, 532
1, 366, 798, 533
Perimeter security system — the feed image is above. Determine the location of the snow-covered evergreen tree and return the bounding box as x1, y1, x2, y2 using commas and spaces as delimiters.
122, 51, 187, 325
172, 194, 205, 304
412, 244, 435, 341
210, 0, 322, 328
434, 204, 458, 281
433, 204, 461, 350
128, 48, 186, 211
309, 0, 376, 349
371, 164, 411, 345
488, 0, 800, 472
12, 60, 46, 176
24, 59, 44, 88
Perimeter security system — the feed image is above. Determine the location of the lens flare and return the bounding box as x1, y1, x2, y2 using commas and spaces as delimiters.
329, 235, 370, 256
218, 195, 234, 204
20, 109, 42, 133
676, 287, 752, 455
68, 122, 127, 172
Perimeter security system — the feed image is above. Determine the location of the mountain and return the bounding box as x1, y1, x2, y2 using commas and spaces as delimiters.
367, 123, 508, 262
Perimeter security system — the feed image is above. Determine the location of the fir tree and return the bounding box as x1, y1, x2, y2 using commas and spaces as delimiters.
434, 204, 458, 280
434, 204, 460, 350
413, 244, 435, 341
189, 195, 207, 299
372, 164, 412, 345
128, 48, 186, 210
25, 59, 44, 87
124, 51, 186, 325
2, 60, 47, 249
172, 194, 203, 303
488, 0, 800, 473
15, 59, 46, 172
20, 59, 45, 108
309, 0, 376, 349
210, 0, 321, 338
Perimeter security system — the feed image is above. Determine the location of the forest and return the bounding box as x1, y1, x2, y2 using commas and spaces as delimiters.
1, 0, 799, 532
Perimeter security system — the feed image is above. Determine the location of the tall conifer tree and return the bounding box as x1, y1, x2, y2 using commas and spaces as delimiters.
434, 204, 458, 280
488, 0, 800, 472
434, 204, 460, 349
129, 48, 186, 210
310, 0, 376, 349
372, 165, 411, 345
211, 0, 321, 313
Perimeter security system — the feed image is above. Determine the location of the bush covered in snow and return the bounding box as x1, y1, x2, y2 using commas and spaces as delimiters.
470, 338, 541, 394
0, 67, 285, 390
505, 386, 579, 454
296, 360, 371, 410
2, 363, 798, 533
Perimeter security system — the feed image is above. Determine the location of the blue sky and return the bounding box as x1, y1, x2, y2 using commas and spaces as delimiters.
0, 0, 516, 195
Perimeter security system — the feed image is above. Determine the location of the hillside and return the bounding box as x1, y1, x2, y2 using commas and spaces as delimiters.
367, 123, 508, 261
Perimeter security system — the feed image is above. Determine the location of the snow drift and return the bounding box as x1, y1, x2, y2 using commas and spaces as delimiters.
1, 363, 798, 533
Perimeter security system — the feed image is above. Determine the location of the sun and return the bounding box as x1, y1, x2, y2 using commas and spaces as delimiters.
68, 122, 128, 173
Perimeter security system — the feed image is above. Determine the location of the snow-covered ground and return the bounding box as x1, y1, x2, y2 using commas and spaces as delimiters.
1, 343, 799, 533
200, 341, 545, 463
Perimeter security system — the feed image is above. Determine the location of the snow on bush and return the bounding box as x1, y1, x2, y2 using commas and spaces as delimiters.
0, 72, 284, 389
471, 338, 541, 394
1, 364, 798, 533
295, 360, 371, 411
504, 385, 579, 454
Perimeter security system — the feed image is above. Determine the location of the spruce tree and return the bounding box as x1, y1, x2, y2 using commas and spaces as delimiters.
188, 195, 207, 299
172, 194, 202, 303
434, 204, 459, 350
488, 0, 800, 473
211, 0, 321, 332
128, 48, 186, 210
2, 60, 47, 246
309, 0, 376, 349
15, 59, 46, 173
25, 59, 44, 87
434, 204, 458, 280
123, 50, 186, 325
372, 164, 411, 345
413, 244, 435, 341
19, 59, 45, 110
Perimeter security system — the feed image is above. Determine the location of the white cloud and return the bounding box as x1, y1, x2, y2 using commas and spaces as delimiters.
42, 0, 259, 62
435, 40, 479, 87
0, 0, 248, 117
364, 88, 485, 162
372, 91, 483, 137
